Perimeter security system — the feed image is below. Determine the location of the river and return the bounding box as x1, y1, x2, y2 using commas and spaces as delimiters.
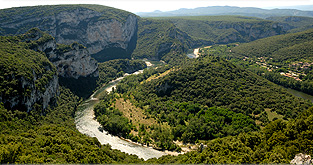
75, 70, 167, 160
285, 88, 313, 103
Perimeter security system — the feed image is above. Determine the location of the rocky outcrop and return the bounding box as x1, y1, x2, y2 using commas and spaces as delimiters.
24, 28, 98, 79
3, 72, 59, 113
0, 5, 138, 62
291, 153, 312, 165
0, 32, 59, 112
1, 28, 99, 112
53, 43, 99, 79
214, 22, 284, 43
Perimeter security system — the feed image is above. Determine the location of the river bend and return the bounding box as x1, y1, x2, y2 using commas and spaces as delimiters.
75, 70, 167, 160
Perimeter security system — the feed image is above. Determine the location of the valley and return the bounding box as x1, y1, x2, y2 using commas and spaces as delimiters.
1, 3, 313, 164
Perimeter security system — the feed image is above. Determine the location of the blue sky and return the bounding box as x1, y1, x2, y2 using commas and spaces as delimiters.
1, 0, 313, 13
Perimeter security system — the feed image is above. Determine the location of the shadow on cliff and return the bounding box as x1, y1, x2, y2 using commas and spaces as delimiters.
59, 76, 98, 99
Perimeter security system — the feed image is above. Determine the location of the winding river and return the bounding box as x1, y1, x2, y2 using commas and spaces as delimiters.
285, 88, 313, 103
75, 70, 167, 160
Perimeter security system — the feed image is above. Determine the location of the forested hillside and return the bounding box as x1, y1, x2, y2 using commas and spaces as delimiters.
0, 29, 146, 163
118, 56, 311, 119
0, 33, 58, 111
231, 28, 313, 61
97, 59, 147, 86
228, 28, 313, 95
1, 3, 313, 164
147, 106, 313, 164
132, 18, 197, 63
155, 16, 285, 44
101, 56, 312, 150
266, 16, 313, 33
0, 87, 143, 163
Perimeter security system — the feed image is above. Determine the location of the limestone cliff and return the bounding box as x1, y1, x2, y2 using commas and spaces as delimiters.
215, 22, 283, 43
3, 70, 59, 113
0, 34, 59, 112
0, 4, 138, 62
24, 28, 99, 79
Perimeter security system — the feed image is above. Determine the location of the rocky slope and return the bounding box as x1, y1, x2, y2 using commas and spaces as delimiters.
0, 28, 99, 112
161, 16, 285, 44
266, 16, 313, 33
0, 34, 59, 112
0, 4, 138, 62
24, 28, 99, 79
132, 19, 208, 63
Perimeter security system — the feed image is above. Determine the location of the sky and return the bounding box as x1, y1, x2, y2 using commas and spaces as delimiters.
0, 0, 313, 13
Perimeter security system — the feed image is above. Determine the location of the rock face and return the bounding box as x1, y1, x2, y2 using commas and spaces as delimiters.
53, 43, 99, 79
0, 5, 138, 62
0, 33, 60, 112
291, 153, 312, 165
1, 28, 99, 112
2, 70, 59, 113
25, 28, 99, 79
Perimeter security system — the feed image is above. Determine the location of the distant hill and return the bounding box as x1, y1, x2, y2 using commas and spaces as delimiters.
274, 5, 313, 11
118, 56, 311, 121
154, 16, 285, 44
229, 28, 313, 96
231, 28, 313, 62
131, 18, 202, 63
137, 6, 313, 18
266, 16, 313, 33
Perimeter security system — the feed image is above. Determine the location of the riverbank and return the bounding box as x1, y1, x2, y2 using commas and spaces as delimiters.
75, 70, 168, 160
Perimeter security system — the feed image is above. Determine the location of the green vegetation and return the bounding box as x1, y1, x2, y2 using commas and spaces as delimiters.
147, 107, 313, 164
0, 4, 134, 35
154, 16, 284, 44
0, 87, 143, 163
1, 5, 313, 164
94, 93, 131, 137
228, 28, 313, 95
0, 33, 56, 110
56, 42, 86, 55
266, 16, 313, 33
100, 55, 311, 150
118, 56, 311, 120
97, 59, 147, 86
231, 28, 313, 61
132, 18, 192, 64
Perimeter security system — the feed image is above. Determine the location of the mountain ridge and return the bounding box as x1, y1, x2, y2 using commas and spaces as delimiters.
137, 6, 313, 18
0, 4, 138, 62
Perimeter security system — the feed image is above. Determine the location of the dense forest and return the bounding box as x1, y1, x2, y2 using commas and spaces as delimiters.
266, 16, 313, 33
87, 55, 309, 152
0, 87, 143, 163
0, 32, 57, 111
227, 28, 313, 95
97, 59, 146, 86
118, 56, 311, 119
1, 3, 313, 164
155, 16, 285, 44
146, 106, 313, 164
131, 18, 193, 64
